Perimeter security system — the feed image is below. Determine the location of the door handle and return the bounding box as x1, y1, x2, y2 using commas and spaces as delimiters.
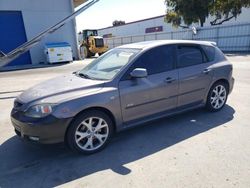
203, 68, 211, 74
165, 77, 176, 83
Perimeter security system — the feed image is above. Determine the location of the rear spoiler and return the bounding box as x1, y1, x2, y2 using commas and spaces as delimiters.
209, 41, 217, 46
0, 0, 99, 67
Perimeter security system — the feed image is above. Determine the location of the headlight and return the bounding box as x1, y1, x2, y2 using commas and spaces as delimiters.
25, 104, 55, 118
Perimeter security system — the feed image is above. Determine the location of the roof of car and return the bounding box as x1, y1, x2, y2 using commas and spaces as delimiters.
117, 40, 216, 50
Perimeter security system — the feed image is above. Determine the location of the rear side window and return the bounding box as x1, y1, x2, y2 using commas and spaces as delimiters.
177, 45, 203, 68
202, 45, 215, 62
132, 45, 175, 75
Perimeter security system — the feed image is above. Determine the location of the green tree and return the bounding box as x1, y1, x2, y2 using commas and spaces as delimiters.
165, 0, 211, 27
210, 0, 250, 25
165, 0, 250, 27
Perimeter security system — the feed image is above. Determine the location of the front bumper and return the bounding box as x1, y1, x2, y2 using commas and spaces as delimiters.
11, 109, 73, 144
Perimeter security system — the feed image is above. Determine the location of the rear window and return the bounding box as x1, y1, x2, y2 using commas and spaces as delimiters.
202, 45, 215, 62
177, 45, 203, 68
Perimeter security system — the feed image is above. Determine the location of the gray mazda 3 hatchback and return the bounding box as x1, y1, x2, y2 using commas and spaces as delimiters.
11, 40, 234, 154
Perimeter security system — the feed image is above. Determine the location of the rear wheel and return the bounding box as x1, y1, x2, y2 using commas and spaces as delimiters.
66, 110, 114, 154
206, 82, 228, 112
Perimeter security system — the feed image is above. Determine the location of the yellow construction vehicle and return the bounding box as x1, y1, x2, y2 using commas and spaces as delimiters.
78, 29, 108, 58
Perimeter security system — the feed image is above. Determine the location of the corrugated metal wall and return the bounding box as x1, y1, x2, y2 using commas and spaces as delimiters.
105, 22, 250, 52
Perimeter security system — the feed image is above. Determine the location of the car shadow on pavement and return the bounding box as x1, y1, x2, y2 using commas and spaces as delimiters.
0, 105, 235, 187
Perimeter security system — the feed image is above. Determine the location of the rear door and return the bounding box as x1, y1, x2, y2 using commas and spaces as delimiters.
118, 45, 178, 123
177, 44, 214, 107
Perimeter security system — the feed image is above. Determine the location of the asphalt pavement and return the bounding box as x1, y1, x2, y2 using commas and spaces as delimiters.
0, 55, 250, 188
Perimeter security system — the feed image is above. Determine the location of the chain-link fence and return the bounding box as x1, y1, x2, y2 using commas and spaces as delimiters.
104, 22, 250, 52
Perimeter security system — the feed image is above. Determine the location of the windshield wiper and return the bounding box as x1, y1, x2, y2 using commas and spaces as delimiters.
77, 72, 93, 79
73, 71, 107, 81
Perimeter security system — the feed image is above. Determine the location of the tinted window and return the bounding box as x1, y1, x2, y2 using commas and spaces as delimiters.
202, 45, 215, 62
131, 45, 175, 75
177, 45, 203, 68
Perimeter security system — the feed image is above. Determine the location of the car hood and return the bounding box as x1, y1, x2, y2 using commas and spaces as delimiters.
17, 74, 105, 104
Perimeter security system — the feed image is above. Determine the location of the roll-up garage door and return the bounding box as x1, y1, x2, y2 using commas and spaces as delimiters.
0, 11, 31, 66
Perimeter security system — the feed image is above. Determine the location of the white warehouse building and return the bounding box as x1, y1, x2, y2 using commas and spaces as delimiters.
0, 0, 86, 67
98, 8, 250, 38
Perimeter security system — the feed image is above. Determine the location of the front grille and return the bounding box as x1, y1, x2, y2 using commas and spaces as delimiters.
95, 38, 104, 47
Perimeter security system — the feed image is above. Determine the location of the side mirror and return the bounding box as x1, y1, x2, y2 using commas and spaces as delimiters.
130, 68, 148, 78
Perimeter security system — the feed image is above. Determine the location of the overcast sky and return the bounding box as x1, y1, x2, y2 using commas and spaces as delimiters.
75, 0, 166, 31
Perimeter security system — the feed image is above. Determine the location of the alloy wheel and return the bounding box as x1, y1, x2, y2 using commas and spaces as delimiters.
75, 117, 109, 151
210, 85, 227, 109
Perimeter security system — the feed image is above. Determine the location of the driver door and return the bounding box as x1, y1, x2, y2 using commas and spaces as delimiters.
118, 45, 178, 123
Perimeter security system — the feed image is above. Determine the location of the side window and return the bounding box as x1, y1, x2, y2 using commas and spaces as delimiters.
131, 45, 175, 75
177, 45, 203, 68
202, 45, 215, 62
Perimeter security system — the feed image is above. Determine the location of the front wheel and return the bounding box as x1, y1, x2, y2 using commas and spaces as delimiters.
66, 110, 114, 154
206, 82, 228, 112
80, 45, 91, 59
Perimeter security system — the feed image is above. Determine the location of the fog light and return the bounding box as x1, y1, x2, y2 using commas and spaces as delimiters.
29, 136, 39, 141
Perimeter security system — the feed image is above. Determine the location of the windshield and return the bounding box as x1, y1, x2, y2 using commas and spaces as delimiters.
87, 30, 97, 36
78, 48, 140, 80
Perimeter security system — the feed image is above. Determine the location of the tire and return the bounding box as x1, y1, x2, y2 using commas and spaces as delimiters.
206, 81, 228, 112
79, 46, 85, 59
80, 45, 91, 59
66, 110, 114, 154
